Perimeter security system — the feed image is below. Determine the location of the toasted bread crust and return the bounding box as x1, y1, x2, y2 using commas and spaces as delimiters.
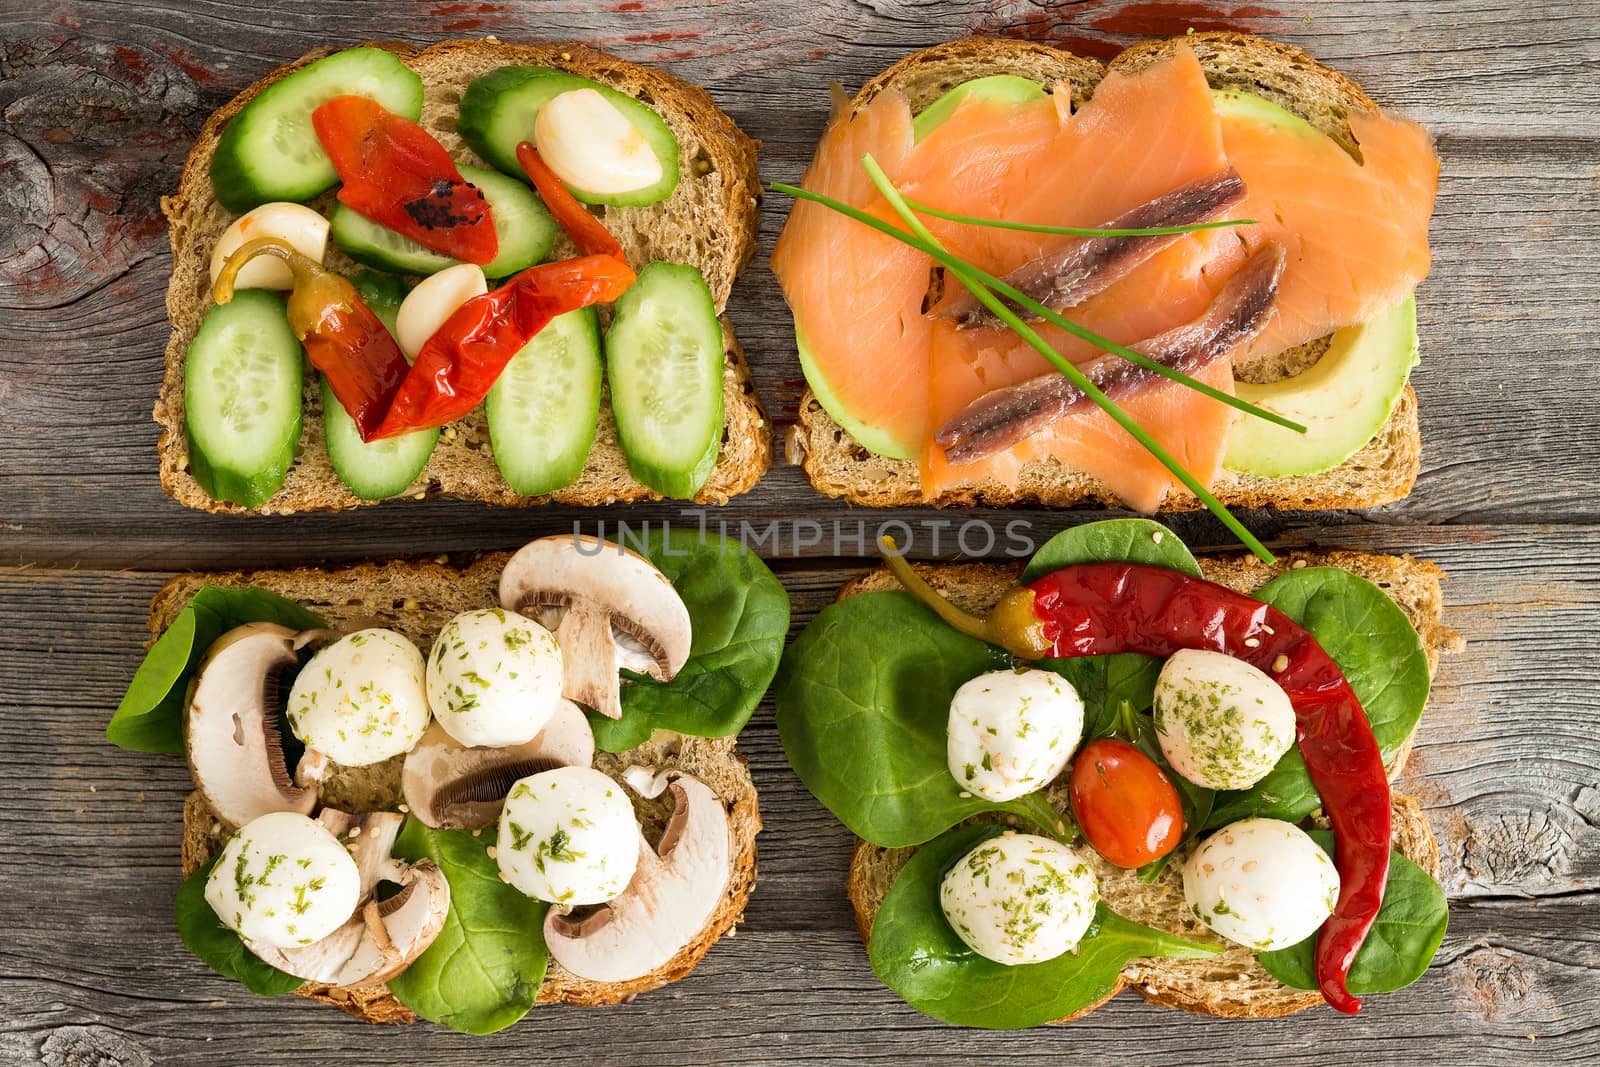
163, 551, 761, 1021
787, 31, 1424, 510
159, 39, 770, 514
839, 550, 1456, 1021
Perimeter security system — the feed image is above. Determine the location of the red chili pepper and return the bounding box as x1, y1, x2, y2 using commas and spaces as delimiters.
1027, 562, 1389, 1015
312, 96, 498, 265
213, 237, 409, 440
368, 254, 636, 438
516, 142, 625, 259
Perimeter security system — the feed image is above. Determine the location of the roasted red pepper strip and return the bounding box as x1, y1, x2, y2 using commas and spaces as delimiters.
368, 254, 636, 438
213, 237, 409, 440
312, 96, 498, 265
1027, 562, 1389, 1015
516, 141, 625, 259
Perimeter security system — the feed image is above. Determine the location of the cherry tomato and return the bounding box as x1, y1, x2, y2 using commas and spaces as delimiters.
1068, 738, 1184, 868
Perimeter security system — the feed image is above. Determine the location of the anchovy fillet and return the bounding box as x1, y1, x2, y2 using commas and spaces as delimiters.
938, 169, 1249, 328
934, 242, 1287, 464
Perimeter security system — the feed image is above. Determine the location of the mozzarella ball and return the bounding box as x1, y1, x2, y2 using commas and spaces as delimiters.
947, 669, 1084, 801
287, 629, 430, 766
426, 608, 564, 748
497, 766, 640, 905
1183, 817, 1340, 951
939, 832, 1099, 965
535, 88, 664, 196
1153, 649, 1296, 790
205, 811, 360, 948
209, 202, 329, 291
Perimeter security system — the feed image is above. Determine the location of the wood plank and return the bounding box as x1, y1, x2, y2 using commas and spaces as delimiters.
1, 523, 1595, 1060
2, 2, 1600, 568
1, 0, 1596, 1060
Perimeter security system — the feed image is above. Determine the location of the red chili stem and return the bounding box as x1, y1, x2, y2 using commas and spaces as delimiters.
1026, 561, 1389, 1015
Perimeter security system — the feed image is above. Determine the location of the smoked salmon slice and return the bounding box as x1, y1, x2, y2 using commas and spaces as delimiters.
771, 89, 930, 459
1218, 104, 1439, 366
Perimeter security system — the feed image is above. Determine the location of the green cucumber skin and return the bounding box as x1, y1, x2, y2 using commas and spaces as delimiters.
457, 66, 680, 207
348, 270, 408, 335
329, 164, 558, 278
320, 377, 440, 500
626, 423, 722, 501
485, 307, 603, 496
209, 48, 424, 213
184, 291, 304, 507
604, 262, 724, 500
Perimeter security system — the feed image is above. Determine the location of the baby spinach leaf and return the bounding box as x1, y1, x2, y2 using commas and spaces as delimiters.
1257, 830, 1448, 994
174, 854, 305, 996
591, 527, 790, 752
1206, 567, 1431, 828
108, 586, 326, 755
1037, 653, 1163, 741
776, 591, 1071, 848
1126, 711, 1214, 880
869, 823, 1220, 1028
1023, 518, 1201, 583
386, 817, 550, 1035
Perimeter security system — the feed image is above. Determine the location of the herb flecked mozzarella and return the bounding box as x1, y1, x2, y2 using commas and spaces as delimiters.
946, 668, 1084, 802
496, 766, 640, 906
426, 608, 564, 748
1183, 817, 1340, 951
204, 811, 361, 949
939, 831, 1099, 966
287, 628, 431, 766
1153, 649, 1296, 790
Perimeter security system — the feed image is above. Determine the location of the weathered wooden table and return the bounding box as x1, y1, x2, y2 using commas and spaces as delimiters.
2, 2, 1596, 1063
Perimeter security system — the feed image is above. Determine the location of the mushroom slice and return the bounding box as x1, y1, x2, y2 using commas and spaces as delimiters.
246, 810, 450, 988
543, 770, 733, 983
499, 535, 692, 720
401, 700, 596, 830
184, 622, 326, 829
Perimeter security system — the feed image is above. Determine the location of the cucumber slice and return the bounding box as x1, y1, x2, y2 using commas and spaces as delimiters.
349, 270, 407, 335
321, 376, 439, 500
329, 164, 558, 278
458, 67, 679, 206
604, 262, 724, 499
485, 307, 602, 496
210, 48, 424, 212
184, 290, 304, 507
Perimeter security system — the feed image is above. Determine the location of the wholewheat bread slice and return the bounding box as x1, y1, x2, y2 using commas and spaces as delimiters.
787, 32, 1423, 510
838, 549, 1459, 1020
154, 552, 761, 1023
159, 39, 770, 514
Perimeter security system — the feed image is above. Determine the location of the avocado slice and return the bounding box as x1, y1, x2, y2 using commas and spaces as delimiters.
796, 327, 920, 460
1210, 88, 1326, 138
913, 75, 1048, 141
1224, 295, 1418, 477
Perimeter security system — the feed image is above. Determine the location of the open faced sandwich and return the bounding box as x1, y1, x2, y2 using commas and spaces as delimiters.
107, 530, 788, 1032
775, 33, 1437, 514
159, 40, 768, 513
777, 518, 1460, 1026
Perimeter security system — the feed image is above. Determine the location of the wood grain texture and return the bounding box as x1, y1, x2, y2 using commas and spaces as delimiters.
3, 523, 1598, 1063
1, 0, 1596, 1061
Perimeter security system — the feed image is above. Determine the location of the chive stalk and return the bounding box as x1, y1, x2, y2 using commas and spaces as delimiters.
844, 155, 1274, 564
903, 197, 1257, 238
